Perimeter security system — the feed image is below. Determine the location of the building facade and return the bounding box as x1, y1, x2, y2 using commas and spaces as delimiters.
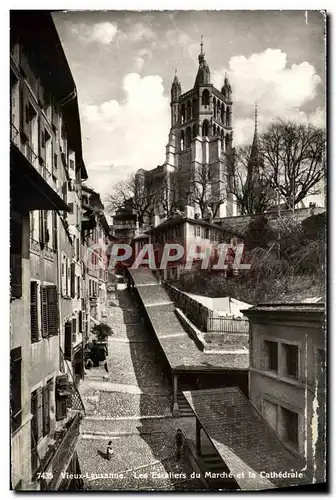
81, 186, 111, 341
135, 40, 237, 224
10, 11, 86, 490
244, 303, 326, 483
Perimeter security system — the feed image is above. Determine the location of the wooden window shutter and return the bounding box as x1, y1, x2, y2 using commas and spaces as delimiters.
30, 281, 39, 343
70, 263, 76, 298
78, 311, 82, 333
46, 285, 58, 337
31, 388, 42, 443
64, 321, 72, 361
10, 347, 22, 433
67, 260, 71, 297
38, 116, 46, 164
52, 212, 58, 251
38, 211, 44, 246
19, 83, 29, 140
43, 211, 49, 245
42, 385, 50, 436
40, 286, 48, 338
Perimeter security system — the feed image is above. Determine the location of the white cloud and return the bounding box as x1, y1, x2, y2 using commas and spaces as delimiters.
212, 48, 323, 144
71, 22, 118, 44
80, 73, 170, 194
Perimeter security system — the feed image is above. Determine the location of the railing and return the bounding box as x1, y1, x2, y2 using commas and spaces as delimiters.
11, 123, 54, 190
60, 348, 86, 414
165, 283, 249, 334
207, 314, 249, 334
44, 412, 82, 490
165, 283, 209, 331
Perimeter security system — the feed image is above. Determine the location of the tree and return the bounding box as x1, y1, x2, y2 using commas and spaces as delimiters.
260, 119, 325, 210
106, 173, 155, 226
229, 146, 273, 215
188, 163, 227, 218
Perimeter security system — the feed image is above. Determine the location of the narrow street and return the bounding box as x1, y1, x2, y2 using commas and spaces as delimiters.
77, 283, 203, 491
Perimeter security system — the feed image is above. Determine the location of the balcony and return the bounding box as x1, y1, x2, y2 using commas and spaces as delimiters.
10, 123, 70, 213
38, 412, 83, 490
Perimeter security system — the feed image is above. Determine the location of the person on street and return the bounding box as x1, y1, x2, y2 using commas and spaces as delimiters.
107, 441, 114, 460
175, 429, 183, 461
104, 361, 109, 373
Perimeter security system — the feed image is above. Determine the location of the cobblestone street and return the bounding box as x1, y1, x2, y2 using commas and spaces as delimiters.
77, 284, 203, 491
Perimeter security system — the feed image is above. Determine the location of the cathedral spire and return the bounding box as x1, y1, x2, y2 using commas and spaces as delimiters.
247, 103, 262, 185
195, 35, 211, 86
251, 102, 259, 150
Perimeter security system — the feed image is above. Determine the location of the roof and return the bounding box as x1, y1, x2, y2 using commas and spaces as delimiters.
129, 268, 249, 372
149, 214, 237, 235
183, 387, 309, 490
243, 302, 325, 316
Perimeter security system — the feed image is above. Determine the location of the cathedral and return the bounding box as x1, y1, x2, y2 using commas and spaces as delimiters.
135, 39, 237, 225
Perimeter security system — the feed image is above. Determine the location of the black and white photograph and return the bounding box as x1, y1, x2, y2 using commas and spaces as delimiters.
9, 8, 327, 492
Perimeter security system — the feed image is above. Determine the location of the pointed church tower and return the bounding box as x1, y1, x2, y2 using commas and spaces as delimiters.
247, 103, 262, 185
171, 69, 181, 127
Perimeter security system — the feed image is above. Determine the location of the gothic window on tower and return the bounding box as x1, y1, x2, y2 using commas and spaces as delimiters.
217, 101, 221, 118
213, 97, 217, 119
201, 89, 210, 106
226, 107, 230, 127
213, 124, 216, 136
192, 98, 198, 118
181, 104, 186, 124
221, 103, 225, 123
186, 127, 191, 148
180, 130, 185, 151
187, 101, 191, 120
202, 120, 209, 137
192, 124, 197, 138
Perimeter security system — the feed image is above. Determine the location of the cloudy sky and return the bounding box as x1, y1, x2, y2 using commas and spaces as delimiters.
52, 10, 325, 198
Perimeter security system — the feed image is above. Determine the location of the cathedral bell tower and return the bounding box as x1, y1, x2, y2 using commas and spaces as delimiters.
166, 37, 235, 218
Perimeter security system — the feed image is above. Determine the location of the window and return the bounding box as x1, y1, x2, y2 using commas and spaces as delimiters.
10, 347, 22, 433
202, 120, 209, 137
68, 203, 74, 214
264, 340, 278, 372
70, 159, 75, 170
42, 383, 50, 437
201, 89, 210, 106
205, 228, 210, 239
283, 343, 299, 378
10, 215, 23, 298
281, 407, 299, 448
30, 281, 39, 343
40, 285, 59, 338
196, 225, 201, 237
39, 210, 49, 248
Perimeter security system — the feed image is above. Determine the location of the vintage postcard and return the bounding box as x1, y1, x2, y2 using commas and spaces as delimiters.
10, 9, 326, 492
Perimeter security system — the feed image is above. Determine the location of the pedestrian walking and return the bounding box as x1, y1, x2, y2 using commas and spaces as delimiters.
104, 361, 109, 373
175, 429, 183, 461
106, 441, 114, 460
